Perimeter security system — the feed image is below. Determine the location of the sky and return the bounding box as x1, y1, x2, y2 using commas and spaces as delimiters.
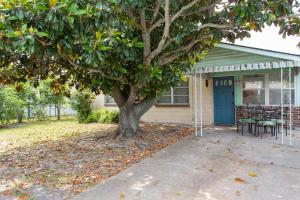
222, 25, 300, 55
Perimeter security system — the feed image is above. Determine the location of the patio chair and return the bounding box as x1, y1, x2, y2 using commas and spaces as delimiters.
236, 105, 256, 135
271, 107, 289, 139
256, 108, 277, 139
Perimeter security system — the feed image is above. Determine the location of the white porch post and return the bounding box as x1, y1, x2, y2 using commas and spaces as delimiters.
194, 72, 198, 136
281, 66, 284, 145
289, 67, 292, 145
200, 72, 203, 137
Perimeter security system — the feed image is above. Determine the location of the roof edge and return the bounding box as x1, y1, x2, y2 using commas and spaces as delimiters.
218, 42, 300, 61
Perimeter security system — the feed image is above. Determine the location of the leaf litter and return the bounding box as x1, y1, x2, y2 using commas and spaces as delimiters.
0, 120, 192, 200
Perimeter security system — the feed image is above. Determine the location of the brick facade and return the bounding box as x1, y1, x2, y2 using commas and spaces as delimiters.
236, 105, 300, 128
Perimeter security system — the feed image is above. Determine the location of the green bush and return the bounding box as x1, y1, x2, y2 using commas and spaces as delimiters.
83, 109, 119, 124
83, 110, 102, 123
33, 106, 47, 121
70, 90, 95, 123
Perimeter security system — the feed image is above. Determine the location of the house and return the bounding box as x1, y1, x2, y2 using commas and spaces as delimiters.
92, 42, 300, 128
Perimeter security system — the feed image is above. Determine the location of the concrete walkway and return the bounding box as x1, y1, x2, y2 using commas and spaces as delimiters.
73, 129, 300, 200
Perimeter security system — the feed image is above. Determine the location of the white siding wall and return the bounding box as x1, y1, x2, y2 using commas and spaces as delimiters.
92, 76, 214, 125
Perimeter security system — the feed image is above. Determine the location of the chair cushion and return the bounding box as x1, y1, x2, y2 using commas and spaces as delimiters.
271, 119, 286, 124
239, 118, 256, 123
258, 121, 276, 126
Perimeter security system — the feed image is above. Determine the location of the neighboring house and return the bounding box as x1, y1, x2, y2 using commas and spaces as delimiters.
92, 43, 300, 127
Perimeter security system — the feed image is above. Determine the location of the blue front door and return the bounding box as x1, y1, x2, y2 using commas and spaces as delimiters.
213, 77, 235, 125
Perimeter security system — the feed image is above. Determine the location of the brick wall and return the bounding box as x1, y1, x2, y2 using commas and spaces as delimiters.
292, 107, 300, 128
236, 105, 300, 128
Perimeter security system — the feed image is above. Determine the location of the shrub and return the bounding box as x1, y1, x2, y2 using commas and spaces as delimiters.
70, 90, 95, 123
83, 109, 119, 124
33, 106, 47, 121
83, 110, 102, 123
98, 109, 119, 123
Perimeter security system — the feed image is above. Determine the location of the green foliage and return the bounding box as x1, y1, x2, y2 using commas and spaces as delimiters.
39, 80, 68, 107
97, 109, 119, 124
32, 105, 47, 121
83, 109, 119, 124
0, 86, 26, 124
70, 90, 95, 123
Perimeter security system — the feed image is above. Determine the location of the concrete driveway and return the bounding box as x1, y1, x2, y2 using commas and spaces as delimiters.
73, 128, 300, 200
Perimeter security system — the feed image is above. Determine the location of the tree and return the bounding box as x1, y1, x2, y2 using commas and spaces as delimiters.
39, 79, 69, 120
16, 83, 38, 120
0, 86, 26, 124
0, 0, 299, 136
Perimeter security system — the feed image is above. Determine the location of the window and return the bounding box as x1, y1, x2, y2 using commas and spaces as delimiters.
243, 75, 265, 105
105, 95, 116, 106
157, 81, 189, 105
269, 72, 295, 105
242, 72, 295, 105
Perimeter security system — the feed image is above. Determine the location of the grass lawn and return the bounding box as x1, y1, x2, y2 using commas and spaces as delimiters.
0, 118, 192, 200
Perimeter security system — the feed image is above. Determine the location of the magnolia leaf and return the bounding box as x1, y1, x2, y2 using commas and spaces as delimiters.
36, 32, 48, 37
57, 43, 62, 54
118, 67, 127, 74
67, 16, 74, 25
234, 177, 247, 184
134, 42, 144, 48
248, 172, 257, 177
49, 0, 57, 7
96, 31, 101, 40
119, 192, 125, 199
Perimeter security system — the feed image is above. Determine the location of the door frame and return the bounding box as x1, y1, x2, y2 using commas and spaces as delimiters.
213, 76, 235, 126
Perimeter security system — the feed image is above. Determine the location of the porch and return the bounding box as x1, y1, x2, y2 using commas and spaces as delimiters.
191, 43, 300, 145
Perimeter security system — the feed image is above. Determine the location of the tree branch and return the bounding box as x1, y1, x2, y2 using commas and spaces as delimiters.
111, 85, 126, 107
149, 0, 223, 33
157, 35, 213, 66
134, 96, 159, 119
145, 0, 170, 66
198, 23, 234, 30
150, 0, 162, 24
126, 84, 138, 106
181, 0, 223, 17
171, 0, 201, 23
140, 9, 151, 59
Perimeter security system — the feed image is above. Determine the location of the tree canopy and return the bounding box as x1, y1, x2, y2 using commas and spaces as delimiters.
0, 0, 299, 136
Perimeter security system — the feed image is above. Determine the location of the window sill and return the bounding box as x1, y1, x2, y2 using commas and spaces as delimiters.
155, 104, 190, 107
104, 104, 117, 107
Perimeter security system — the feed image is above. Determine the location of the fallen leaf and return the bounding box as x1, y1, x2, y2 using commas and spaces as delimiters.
234, 177, 247, 184
119, 192, 125, 199
248, 172, 257, 177
209, 140, 220, 144
239, 159, 246, 164
175, 192, 182, 196
208, 167, 214, 172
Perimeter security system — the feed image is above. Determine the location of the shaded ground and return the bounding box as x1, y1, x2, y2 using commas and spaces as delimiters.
73, 127, 300, 200
0, 119, 193, 200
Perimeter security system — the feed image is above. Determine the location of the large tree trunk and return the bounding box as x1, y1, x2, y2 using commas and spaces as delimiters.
117, 97, 158, 137
119, 106, 140, 137
112, 85, 159, 138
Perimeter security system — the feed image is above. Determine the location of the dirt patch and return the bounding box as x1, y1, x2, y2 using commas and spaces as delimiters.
0, 123, 192, 200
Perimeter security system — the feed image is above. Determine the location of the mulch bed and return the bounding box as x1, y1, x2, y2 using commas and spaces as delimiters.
0, 123, 193, 200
